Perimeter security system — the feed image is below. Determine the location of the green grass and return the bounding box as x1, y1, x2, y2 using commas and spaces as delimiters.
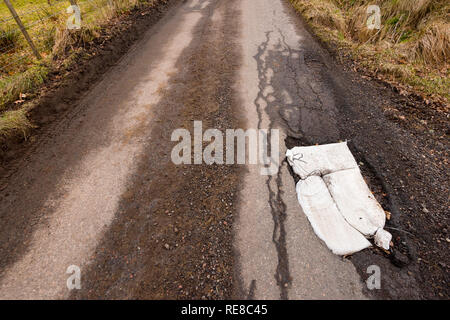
0, 0, 62, 26
386, 16, 400, 26
0, 108, 33, 139
0, 24, 20, 52
0, 0, 43, 15
0, 64, 49, 112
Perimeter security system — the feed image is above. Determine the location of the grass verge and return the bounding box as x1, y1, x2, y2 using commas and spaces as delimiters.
0, 0, 164, 140
289, 0, 449, 105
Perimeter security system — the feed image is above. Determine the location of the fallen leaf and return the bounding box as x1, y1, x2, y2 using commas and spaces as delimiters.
385, 210, 391, 220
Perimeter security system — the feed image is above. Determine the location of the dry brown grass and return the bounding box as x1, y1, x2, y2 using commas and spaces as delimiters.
0, 108, 33, 140
291, 0, 346, 32
413, 20, 449, 65
290, 0, 449, 102
52, 25, 99, 58
0, 0, 160, 139
346, 0, 449, 65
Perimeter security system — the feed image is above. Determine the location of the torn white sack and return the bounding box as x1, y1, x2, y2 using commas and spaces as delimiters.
287, 142, 392, 254
323, 168, 386, 237
296, 176, 372, 255
286, 142, 358, 180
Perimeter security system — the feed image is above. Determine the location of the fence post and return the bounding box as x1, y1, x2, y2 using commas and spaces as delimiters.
3, 0, 42, 60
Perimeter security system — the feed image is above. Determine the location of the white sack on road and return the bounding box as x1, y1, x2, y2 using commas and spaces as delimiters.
287, 142, 392, 254
323, 168, 386, 237
296, 176, 372, 255
286, 142, 358, 179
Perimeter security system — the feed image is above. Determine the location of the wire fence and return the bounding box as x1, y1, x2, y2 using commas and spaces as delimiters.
0, 0, 142, 77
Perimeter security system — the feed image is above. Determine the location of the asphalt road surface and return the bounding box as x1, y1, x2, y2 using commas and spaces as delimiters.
0, 0, 447, 299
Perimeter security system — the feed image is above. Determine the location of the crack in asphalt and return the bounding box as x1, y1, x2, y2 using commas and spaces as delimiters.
253, 30, 292, 300
251, 24, 341, 299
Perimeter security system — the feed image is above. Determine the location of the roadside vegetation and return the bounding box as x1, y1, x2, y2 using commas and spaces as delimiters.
289, 0, 449, 105
0, 0, 163, 139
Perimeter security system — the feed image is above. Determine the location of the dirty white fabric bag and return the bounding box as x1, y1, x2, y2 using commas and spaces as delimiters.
296, 176, 372, 255
323, 168, 386, 237
287, 142, 392, 254
286, 142, 358, 180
